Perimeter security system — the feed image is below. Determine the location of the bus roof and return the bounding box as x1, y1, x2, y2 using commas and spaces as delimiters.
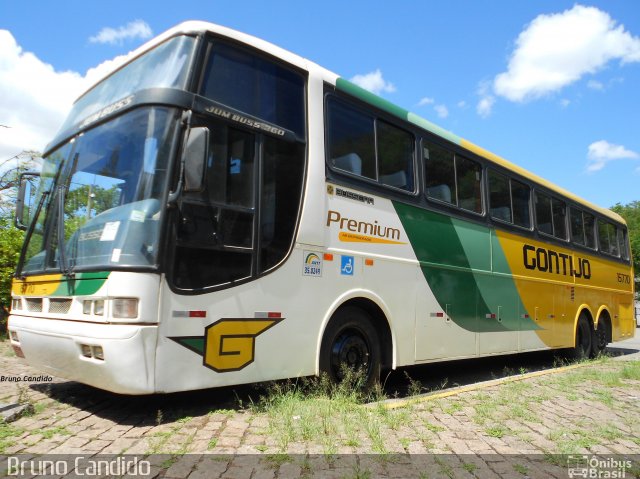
81, 21, 625, 225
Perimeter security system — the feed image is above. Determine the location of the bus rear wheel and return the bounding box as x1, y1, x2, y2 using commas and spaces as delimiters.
320, 306, 381, 390
593, 317, 611, 357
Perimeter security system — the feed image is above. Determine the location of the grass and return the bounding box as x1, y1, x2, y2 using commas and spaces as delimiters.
40, 426, 70, 439
209, 408, 235, 417
0, 423, 26, 453
592, 388, 614, 406
245, 356, 640, 456
513, 463, 528, 475
148, 423, 196, 454
252, 369, 395, 454
462, 462, 477, 474
422, 420, 445, 433
621, 360, 640, 380
485, 425, 508, 438
547, 427, 600, 455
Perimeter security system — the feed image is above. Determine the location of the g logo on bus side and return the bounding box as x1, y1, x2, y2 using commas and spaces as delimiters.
170, 318, 283, 372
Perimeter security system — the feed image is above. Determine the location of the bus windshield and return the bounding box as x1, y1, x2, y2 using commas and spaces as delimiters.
20, 106, 179, 275
58, 35, 195, 135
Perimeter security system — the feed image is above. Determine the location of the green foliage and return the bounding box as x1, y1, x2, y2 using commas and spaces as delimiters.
611, 200, 640, 282
0, 218, 24, 331
64, 184, 121, 239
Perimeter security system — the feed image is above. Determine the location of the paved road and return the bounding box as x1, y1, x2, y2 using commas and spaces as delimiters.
0, 332, 639, 478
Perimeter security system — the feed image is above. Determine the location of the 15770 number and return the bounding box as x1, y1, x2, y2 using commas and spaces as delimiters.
617, 273, 631, 284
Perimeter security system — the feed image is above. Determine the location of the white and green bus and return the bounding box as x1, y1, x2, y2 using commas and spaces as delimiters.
8, 22, 635, 394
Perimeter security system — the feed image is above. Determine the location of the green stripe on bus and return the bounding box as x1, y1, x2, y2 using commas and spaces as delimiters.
336, 78, 409, 119
335, 78, 462, 145
393, 201, 539, 333
406, 113, 461, 145
53, 272, 110, 296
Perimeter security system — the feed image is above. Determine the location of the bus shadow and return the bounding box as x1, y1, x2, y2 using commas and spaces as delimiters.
29, 380, 264, 427
28, 345, 635, 425
381, 344, 638, 398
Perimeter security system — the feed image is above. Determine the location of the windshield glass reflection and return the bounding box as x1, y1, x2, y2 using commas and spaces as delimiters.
21, 107, 177, 274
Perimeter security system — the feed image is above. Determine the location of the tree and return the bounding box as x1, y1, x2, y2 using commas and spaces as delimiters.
611, 201, 640, 298
0, 151, 40, 333
0, 150, 41, 217
0, 218, 24, 330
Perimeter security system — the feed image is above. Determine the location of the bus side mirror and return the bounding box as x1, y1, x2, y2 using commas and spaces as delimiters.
183, 127, 209, 193
15, 172, 40, 231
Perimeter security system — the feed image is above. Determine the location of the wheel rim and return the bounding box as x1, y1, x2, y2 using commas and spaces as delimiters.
330, 329, 371, 380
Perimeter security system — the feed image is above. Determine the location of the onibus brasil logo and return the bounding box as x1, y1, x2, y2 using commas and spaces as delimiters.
567, 455, 632, 478
170, 317, 283, 372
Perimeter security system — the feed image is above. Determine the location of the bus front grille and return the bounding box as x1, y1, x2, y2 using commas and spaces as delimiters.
48, 299, 72, 314
25, 298, 43, 312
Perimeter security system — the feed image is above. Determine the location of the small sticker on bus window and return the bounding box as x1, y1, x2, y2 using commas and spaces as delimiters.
100, 221, 120, 241
230, 158, 241, 174
111, 248, 122, 262
130, 210, 145, 222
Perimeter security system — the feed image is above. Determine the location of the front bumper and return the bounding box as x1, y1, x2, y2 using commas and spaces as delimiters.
8, 315, 158, 395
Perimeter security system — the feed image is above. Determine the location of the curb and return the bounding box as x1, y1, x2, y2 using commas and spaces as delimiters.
0, 402, 34, 423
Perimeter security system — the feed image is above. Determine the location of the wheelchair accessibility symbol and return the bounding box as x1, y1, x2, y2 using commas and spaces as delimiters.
341, 255, 354, 276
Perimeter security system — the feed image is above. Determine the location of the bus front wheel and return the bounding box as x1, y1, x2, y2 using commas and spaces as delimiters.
319, 306, 381, 389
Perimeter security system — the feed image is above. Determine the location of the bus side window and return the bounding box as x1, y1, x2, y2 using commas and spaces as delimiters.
377, 120, 414, 191
551, 198, 567, 240
327, 99, 376, 179
456, 155, 482, 214
332, 153, 362, 176
489, 170, 512, 222
570, 207, 586, 245
425, 142, 455, 205
584, 212, 596, 249
618, 227, 629, 260
535, 192, 553, 236
511, 179, 531, 228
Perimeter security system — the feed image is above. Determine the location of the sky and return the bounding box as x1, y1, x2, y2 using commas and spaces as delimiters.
1, 1, 639, 209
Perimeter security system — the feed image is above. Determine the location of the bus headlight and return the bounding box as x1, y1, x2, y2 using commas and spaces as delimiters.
112, 298, 138, 319
94, 300, 105, 316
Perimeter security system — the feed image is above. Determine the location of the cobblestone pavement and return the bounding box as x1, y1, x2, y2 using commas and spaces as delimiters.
1, 339, 639, 478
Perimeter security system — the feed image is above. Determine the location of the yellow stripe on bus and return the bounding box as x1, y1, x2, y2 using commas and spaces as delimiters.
338, 231, 407, 245
12, 274, 64, 296
495, 229, 634, 347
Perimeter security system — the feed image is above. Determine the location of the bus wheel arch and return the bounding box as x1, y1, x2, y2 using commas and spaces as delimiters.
318, 296, 393, 387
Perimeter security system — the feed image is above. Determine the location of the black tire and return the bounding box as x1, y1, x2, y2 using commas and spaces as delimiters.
319, 306, 381, 389
570, 314, 593, 360
593, 318, 610, 357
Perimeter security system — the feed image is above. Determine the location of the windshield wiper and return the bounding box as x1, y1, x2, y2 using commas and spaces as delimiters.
56, 184, 74, 278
